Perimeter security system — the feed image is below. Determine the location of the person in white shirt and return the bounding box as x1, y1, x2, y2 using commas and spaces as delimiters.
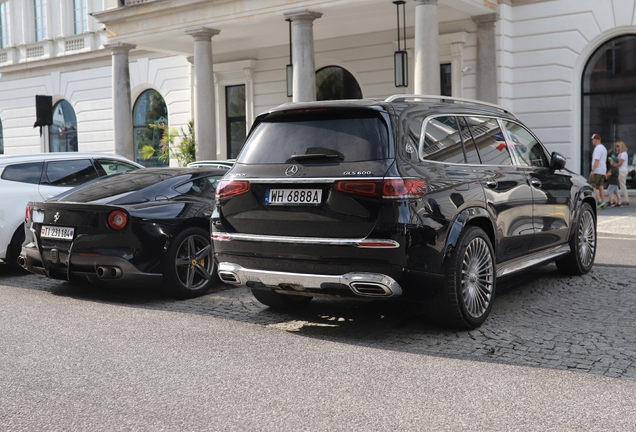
589, 134, 608, 209
615, 140, 630, 206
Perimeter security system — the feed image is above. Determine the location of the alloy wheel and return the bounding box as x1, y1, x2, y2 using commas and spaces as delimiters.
174, 234, 213, 290
460, 237, 494, 319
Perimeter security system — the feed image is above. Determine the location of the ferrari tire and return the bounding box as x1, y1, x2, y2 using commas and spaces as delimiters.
163, 227, 216, 299
7, 226, 27, 272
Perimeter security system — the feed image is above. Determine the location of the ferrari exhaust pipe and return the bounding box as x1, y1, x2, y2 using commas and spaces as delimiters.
96, 266, 123, 279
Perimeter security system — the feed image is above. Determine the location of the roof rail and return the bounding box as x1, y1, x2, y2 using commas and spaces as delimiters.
385, 94, 515, 117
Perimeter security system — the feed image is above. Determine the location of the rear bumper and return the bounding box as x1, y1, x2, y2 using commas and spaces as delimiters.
20, 242, 162, 287
217, 262, 403, 298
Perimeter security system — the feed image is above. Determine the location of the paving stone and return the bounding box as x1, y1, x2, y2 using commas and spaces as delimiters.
2, 261, 636, 381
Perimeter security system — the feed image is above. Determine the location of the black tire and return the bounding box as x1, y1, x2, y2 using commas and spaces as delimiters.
427, 226, 496, 329
7, 226, 27, 272
250, 288, 313, 308
162, 227, 216, 299
555, 202, 596, 275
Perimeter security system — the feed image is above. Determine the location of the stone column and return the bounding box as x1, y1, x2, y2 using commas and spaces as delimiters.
450, 41, 465, 98
185, 27, 220, 161
187, 55, 195, 124
472, 13, 498, 104
413, 0, 440, 95
283, 10, 322, 102
105, 42, 136, 161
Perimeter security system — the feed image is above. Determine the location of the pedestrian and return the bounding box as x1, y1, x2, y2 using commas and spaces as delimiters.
605, 156, 622, 207
615, 141, 630, 206
589, 133, 607, 209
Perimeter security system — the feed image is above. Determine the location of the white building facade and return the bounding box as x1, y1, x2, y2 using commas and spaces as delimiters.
0, 0, 634, 178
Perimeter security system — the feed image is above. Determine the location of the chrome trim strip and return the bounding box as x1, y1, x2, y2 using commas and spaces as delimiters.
223, 176, 394, 183
212, 232, 400, 248
496, 244, 571, 277
217, 262, 403, 298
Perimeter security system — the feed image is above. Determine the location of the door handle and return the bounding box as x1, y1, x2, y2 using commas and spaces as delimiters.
530, 177, 542, 188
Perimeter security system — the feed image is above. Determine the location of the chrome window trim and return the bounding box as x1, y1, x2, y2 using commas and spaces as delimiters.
415, 114, 519, 168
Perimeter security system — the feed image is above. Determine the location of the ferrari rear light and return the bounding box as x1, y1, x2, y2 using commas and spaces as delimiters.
107, 209, 129, 230
216, 180, 251, 200
334, 178, 426, 200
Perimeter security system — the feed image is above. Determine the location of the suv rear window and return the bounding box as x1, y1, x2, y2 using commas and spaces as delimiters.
238, 114, 390, 164
1, 162, 44, 184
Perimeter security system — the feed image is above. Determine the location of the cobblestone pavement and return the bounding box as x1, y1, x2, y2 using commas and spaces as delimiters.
1, 261, 635, 382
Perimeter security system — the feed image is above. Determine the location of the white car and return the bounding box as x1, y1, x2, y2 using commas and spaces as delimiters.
0, 152, 142, 269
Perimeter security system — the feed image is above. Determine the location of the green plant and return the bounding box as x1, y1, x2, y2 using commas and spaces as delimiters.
141, 120, 196, 166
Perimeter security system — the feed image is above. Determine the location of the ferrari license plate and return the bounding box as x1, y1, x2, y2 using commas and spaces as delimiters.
41, 226, 75, 240
266, 189, 322, 206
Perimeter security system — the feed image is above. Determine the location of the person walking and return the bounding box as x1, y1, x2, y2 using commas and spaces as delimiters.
615, 141, 630, 206
605, 156, 622, 207
590, 133, 608, 209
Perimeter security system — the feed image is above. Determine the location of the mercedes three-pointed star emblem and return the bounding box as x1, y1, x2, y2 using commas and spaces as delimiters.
285, 165, 299, 176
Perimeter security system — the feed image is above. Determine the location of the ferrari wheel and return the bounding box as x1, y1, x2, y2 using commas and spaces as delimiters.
163, 227, 216, 298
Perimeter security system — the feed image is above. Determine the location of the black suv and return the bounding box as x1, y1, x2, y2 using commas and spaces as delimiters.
212, 95, 596, 329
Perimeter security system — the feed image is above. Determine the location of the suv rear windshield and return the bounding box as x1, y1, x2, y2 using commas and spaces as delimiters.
237, 112, 390, 164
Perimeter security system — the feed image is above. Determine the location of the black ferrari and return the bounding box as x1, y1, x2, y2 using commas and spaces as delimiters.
20, 167, 226, 298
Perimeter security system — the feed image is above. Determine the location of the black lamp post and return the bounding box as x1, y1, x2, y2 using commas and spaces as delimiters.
286, 18, 293, 97
393, 1, 408, 88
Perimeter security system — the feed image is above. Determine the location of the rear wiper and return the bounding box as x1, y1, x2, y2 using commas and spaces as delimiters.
288, 153, 341, 161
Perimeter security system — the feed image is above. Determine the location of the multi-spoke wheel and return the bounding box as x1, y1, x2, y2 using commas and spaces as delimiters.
556, 202, 596, 275
460, 236, 494, 320
163, 227, 216, 298
427, 226, 496, 329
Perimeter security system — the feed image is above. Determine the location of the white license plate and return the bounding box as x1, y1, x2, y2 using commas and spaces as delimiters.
266, 189, 322, 206
40, 226, 75, 240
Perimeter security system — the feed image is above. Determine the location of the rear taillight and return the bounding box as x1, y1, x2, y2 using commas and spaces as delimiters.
25, 202, 33, 223
334, 178, 426, 200
216, 180, 251, 200
107, 210, 129, 230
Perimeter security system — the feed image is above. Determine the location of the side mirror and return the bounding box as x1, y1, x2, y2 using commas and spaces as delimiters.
550, 152, 566, 170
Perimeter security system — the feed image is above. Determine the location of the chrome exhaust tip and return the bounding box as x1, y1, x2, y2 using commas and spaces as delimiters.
350, 281, 393, 297
17, 255, 27, 269
218, 271, 240, 284
217, 262, 242, 285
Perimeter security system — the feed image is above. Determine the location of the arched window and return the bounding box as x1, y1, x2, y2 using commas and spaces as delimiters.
316, 66, 362, 101
582, 35, 636, 176
133, 89, 168, 167
49, 100, 78, 152
0, 117, 4, 154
